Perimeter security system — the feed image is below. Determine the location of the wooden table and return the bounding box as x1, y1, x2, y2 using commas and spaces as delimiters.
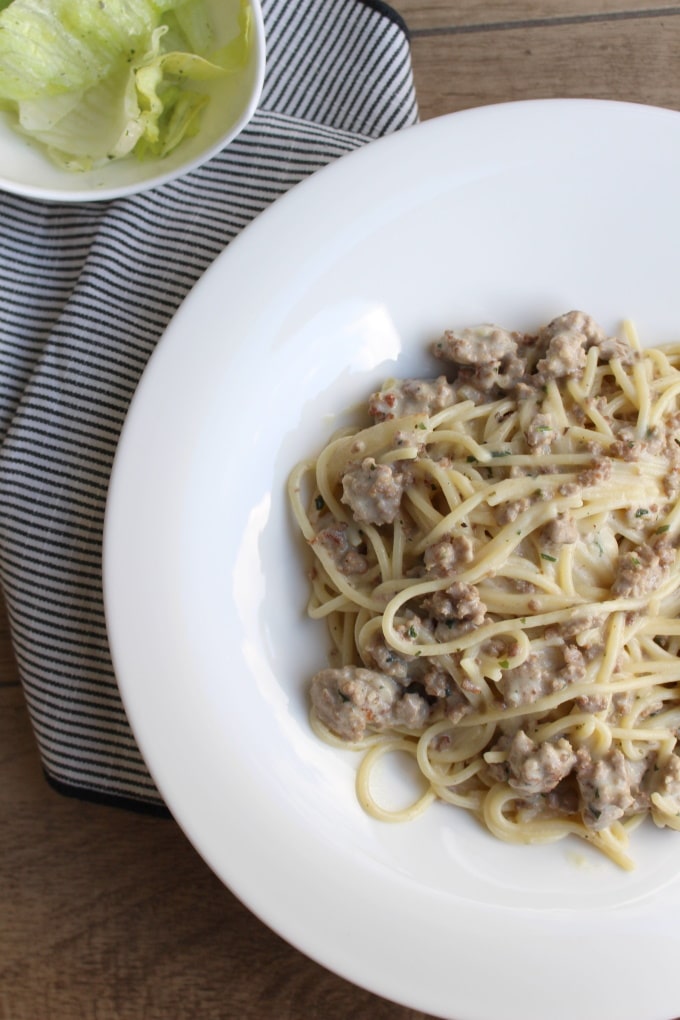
3, 3, 680, 1017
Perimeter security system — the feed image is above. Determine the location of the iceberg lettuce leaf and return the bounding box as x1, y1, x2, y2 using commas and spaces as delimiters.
0, 0, 253, 170
0, 0, 158, 101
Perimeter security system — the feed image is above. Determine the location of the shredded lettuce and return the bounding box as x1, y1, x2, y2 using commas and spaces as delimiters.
0, 0, 252, 171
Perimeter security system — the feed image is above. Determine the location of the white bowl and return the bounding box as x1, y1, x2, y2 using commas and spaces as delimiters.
0, 0, 265, 203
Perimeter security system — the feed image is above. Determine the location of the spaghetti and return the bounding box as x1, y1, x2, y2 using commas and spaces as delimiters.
288, 311, 680, 869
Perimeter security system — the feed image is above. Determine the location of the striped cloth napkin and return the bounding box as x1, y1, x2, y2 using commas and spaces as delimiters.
0, 0, 418, 811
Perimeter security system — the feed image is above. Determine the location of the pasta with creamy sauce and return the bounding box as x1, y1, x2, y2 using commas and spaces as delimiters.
287, 311, 680, 869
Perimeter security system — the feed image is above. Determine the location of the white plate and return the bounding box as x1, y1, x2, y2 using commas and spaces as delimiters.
0, 0, 265, 202
104, 100, 680, 1020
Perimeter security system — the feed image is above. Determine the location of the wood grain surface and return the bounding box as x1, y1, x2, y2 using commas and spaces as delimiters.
2, 4, 679, 1019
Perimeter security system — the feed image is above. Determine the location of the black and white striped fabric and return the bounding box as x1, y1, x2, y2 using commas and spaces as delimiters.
0, 0, 418, 810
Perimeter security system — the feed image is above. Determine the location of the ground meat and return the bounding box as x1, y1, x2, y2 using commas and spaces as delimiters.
313, 520, 368, 575
493, 497, 532, 525
536, 328, 588, 380
421, 666, 452, 698
524, 412, 556, 450
574, 456, 612, 489
543, 613, 602, 642
575, 747, 649, 829
539, 309, 607, 348
341, 458, 411, 525
596, 334, 638, 364
612, 537, 675, 598
560, 643, 586, 684
431, 324, 529, 398
310, 667, 400, 741
421, 581, 486, 625
653, 754, 680, 813
534, 311, 634, 381
496, 730, 577, 795
368, 376, 455, 422
576, 692, 610, 714
542, 513, 578, 546
497, 649, 568, 708
365, 634, 412, 682
664, 468, 680, 501
443, 685, 473, 722
609, 423, 669, 462
423, 535, 474, 576
393, 692, 430, 729
432, 324, 520, 367
310, 666, 430, 741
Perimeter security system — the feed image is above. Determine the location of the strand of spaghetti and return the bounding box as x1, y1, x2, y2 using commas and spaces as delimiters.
556, 543, 577, 598
494, 553, 576, 587
623, 319, 642, 351
566, 378, 615, 435
583, 825, 635, 871
632, 356, 652, 436
479, 591, 586, 615
651, 797, 680, 829
431, 758, 485, 789
431, 785, 484, 810
402, 481, 445, 531
308, 593, 356, 619
609, 726, 675, 743
391, 515, 405, 579
482, 398, 517, 441
420, 719, 497, 766
543, 379, 569, 429
570, 489, 667, 520
428, 397, 489, 428
451, 673, 675, 728
417, 460, 468, 511
531, 712, 608, 746
306, 549, 385, 612
340, 611, 358, 664
595, 611, 626, 685
563, 426, 612, 450
287, 460, 324, 541
607, 358, 638, 404
380, 587, 666, 659
648, 377, 680, 425
361, 523, 395, 584
465, 452, 597, 468
482, 473, 580, 506
482, 783, 588, 846
309, 709, 383, 751
355, 738, 437, 822
307, 557, 381, 597
656, 341, 680, 359
452, 495, 585, 585
581, 345, 602, 395
644, 344, 679, 379
409, 488, 492, 555
636, 619, 680, 638
426, 430, 493, 461
381, 445, 422, 465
